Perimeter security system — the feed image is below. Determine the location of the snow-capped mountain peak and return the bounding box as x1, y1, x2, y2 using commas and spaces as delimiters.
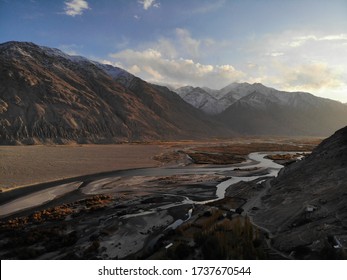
0, 41, 135, 87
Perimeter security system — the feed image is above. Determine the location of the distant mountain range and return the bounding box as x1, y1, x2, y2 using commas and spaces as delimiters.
175, 86, 236, 115
0, 41, 229, 144
176, 83, 347, 136
253, 125, 347, 259
1, 41, 346, 144
175, 83, 257, 114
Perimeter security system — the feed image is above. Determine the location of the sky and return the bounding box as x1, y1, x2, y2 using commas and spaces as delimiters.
1, 0, 347, 102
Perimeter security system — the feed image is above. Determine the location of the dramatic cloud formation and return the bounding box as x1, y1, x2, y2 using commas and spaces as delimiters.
106, 27, 347, 98
64, 0, 90, 17
241, 30, 347, 99
111, 48, 245, 88
138, 0, 160, 10
2, 0, 347, 101
266, 62, 344, 92
109, 29, 245, 88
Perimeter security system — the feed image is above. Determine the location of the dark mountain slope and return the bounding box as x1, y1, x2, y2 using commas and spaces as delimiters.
254, 126, 347, 258
175, 86, 234, 114
219, 89, 347, 136
176, 82, 347, 136
0, 41, 231, 144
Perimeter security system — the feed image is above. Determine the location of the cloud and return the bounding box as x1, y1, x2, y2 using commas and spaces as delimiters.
128, 65, 141, 74
175, 28, 201, 58
153, 38, 178, 59
289, 33, 347, 47
138, 0, 160, 10
247, 63, 259, 70
107, 28, 245, 88
244, 31, 347, 66
319, 34, 347, 41
104, 28, 347, 101
138, 28, 218, 60
266, 52, 284, 57
236, 29, 347, 102
110, 48, 245, 88
261, 62, 345, 93
64, 0, 90, 17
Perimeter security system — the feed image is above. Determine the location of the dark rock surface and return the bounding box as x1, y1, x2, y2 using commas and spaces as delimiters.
254, 126, 347, 258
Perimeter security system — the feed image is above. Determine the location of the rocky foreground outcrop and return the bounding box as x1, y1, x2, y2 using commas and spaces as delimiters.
0, 41, 229, 144
254, 126, 347, 258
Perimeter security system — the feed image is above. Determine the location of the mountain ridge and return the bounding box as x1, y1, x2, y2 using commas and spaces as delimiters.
176, 81, 347, 136
1, 41, 347, 143
175, 86, 232, 114
177, 82, 346, 114
219, 87, 347, 136
0, 41, 230, 144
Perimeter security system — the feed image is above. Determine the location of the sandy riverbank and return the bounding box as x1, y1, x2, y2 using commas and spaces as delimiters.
0, 172, 226, 260
0, 138, 321, 191
0, 144, 165, 190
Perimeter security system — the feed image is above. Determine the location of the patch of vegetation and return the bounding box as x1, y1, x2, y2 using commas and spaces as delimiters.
160, 208, 267, 260
193, 216, 266, 259
0, 195, 114, 259
0, 195, 113, 230
186, 152, 245, 165
185, 140, 317, 165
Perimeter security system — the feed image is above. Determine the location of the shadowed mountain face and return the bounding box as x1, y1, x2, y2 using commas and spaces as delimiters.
254, 126, 347, 258
219, 87, 347, 136
175, 86, 235, 114
1, 41, 346, 143
0, 41, 230, 144
178, 82, 347, 136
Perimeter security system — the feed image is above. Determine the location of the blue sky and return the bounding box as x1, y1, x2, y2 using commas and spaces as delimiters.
1, 0, 347, 102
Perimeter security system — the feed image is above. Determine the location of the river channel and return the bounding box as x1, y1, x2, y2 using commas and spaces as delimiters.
0, 152, 286, 219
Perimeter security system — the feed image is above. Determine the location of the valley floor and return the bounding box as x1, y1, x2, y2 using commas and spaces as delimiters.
0, 137, 321, 191
0, 137, 326, 260
0, 143, 164, 191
